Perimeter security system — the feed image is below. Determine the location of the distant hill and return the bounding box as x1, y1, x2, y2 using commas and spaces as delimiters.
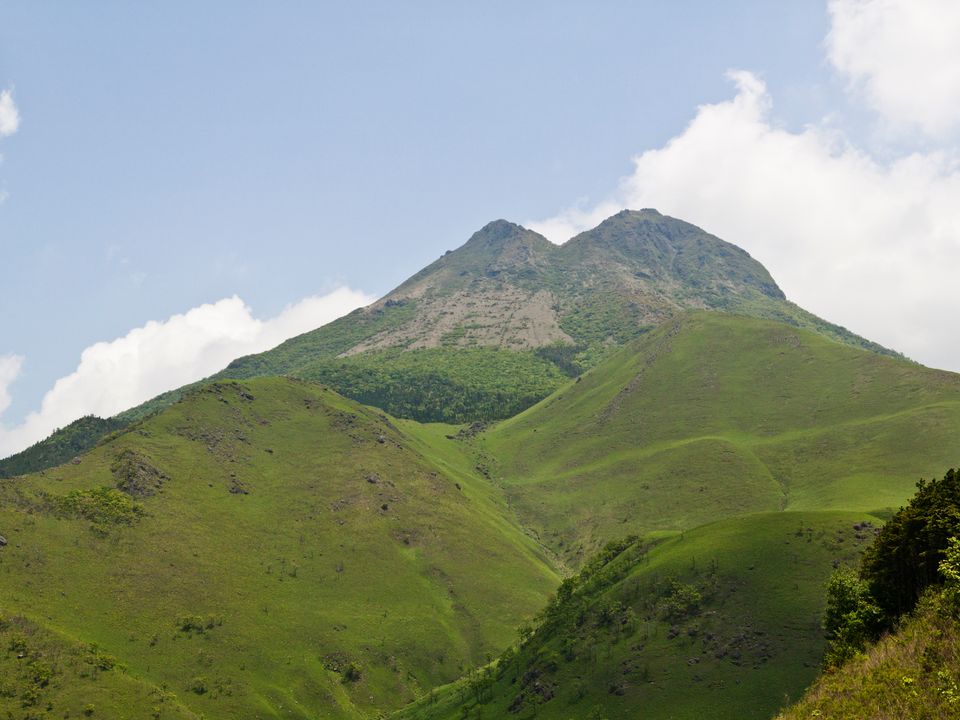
0, 415, 126, 478
0, 210, 900, 478
0, 378, 557, 719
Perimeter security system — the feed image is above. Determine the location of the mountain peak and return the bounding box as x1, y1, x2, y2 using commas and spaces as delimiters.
563, 208, 786, 301
469, 218, 527, 240
459, 219, 551, 254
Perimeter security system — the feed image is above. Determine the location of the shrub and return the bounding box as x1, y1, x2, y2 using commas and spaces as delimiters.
189, 676, 209, 695
343, 662, 362, 682
822, 568, 885, 668
51, 486, 145, 527
661, 580, 702, 620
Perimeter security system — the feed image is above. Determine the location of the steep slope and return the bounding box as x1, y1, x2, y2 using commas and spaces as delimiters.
777, 594, 960, 720
0, 378, 558, 719
1, 209, 898, 478
482, 312, 960, 564
394, 511, 880, 720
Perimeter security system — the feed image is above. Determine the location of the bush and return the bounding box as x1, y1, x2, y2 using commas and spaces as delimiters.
85, 644, 117, 670
940, 536, 960, 614
177, 614, 221, 634
189, 676, 209, 695
343, 662, 362, 682
661, 580, 702, 620
51, 486, 145, 528
822, 568, 885, 668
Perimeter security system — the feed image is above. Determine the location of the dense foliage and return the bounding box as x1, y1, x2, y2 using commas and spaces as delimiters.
780, 491, 960, 719
823, 467, 960, 667
860, 468, 960, 619
295, 348, 570, 423
0, 415, 127, 478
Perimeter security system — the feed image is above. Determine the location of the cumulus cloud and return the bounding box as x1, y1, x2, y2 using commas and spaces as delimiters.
827, 0, 960, 138
0, 356, 24, 417
0, 287, 373, 457
528, 70, 960, 373
0, 89, 18, 137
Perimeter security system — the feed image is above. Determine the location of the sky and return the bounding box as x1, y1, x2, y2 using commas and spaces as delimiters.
1, 0, 959, 456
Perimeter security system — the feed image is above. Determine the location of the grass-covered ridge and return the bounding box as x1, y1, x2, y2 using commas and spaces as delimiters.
483, 312, 960, 564
0, 378, 558, 719
394, 511, 879, 720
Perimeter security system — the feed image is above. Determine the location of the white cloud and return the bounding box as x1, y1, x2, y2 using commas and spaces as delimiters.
827, 0, 960, 138
0, 89, 18, 138
0, 356, 25, 417
528, 70, 960, 373
0, 287, 373, 457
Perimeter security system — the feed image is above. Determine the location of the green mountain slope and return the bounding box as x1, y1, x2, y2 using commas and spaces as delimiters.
0, 378, 558, 719
777, 594, 960, 720
482, 312, 960, 564
394, 511, 880, 720
1, 209, 899, 478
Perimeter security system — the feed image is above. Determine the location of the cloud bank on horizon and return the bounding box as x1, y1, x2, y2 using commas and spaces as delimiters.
0, 288, 372, 457
528, 0, 960, 374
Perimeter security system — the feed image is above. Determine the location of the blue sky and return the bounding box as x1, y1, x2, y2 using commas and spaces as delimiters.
2, 1, 960, 455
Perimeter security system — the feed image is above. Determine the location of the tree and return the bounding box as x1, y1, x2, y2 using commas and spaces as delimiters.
822, 567, 884, 668
860, 468, 960, 620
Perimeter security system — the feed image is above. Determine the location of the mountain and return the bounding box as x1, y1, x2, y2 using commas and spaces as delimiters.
0, 210, 898, 478
217, 210, 895, 406
481, 311, 960, 565
0, 378, 557, 719
2, 209, 950, 720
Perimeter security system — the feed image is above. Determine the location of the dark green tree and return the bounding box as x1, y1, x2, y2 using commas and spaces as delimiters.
860, 468, 960, 620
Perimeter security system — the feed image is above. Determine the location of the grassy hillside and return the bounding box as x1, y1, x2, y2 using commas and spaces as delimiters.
482, 312, 960, 565
777, 594, 960, 720
394, 511, 880, 720
0, 378, 558, 719
0, 613, 201, 720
